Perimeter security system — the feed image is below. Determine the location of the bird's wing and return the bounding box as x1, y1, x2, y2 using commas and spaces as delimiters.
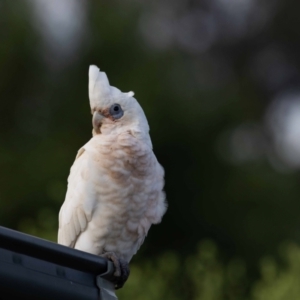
58, 144, 96, 248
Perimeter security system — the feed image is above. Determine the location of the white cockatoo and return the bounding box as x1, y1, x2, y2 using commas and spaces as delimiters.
58, 65, 167, 289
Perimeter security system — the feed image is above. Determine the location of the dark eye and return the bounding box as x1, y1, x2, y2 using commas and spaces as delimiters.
109, 103, 123, 119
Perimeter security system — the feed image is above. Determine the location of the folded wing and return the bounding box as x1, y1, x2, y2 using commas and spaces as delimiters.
58, 147, 95, 248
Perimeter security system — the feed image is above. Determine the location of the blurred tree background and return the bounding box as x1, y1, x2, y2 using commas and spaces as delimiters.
1, 0, 300, 299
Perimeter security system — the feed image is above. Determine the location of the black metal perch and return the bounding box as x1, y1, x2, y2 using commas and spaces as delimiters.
0, 226, 117, 300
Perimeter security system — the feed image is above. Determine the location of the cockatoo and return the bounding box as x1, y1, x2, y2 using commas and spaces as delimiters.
58, 65, 167, 289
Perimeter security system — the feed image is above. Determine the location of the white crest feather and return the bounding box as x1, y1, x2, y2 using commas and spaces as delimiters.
88, 65, 111, 110
88, 65, 136, 112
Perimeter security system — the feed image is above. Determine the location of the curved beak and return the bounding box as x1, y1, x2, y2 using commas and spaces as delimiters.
93, 111, 104, 134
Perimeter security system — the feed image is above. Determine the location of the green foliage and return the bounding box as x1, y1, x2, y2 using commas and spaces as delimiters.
252, 243, 300, 300
118, 240, 247, 300
119, 241, 300, 300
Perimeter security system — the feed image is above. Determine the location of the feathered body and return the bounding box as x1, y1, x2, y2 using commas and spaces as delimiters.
58, 65, 167, 263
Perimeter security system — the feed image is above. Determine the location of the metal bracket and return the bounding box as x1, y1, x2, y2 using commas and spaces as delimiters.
96, 261, 118, 300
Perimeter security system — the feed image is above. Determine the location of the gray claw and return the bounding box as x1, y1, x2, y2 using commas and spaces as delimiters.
101, 252, 130, 289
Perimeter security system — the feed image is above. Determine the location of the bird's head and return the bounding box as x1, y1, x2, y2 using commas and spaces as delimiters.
88, 65, 150, 138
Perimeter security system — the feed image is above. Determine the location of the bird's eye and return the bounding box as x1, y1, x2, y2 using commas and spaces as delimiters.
109, 103, 123, 119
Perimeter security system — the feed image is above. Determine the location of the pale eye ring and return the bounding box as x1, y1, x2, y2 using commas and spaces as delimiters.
109, 103, 123, 119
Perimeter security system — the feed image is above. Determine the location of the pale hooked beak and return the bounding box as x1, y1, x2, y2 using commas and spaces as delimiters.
93, 111, 104, 134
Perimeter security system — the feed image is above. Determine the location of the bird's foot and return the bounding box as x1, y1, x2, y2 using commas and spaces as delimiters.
101, 252, 130, 289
